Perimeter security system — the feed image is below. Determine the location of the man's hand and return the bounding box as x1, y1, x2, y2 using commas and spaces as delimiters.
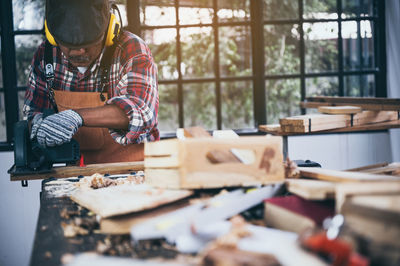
36, 110, 83, 147
30, 113, 43, 140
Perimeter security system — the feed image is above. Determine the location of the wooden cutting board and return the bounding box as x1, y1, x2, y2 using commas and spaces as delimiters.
70, 184, 193, 218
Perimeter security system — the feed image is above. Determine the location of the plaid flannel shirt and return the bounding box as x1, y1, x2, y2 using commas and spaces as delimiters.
23, 31, 159, 145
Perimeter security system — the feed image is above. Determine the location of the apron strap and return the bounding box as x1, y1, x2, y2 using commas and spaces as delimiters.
44, 41, 58, 112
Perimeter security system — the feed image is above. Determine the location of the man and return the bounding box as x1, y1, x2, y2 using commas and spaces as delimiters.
23, 0, 159, 164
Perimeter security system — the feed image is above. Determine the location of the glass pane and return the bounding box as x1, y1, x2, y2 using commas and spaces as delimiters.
158, 84, 179, 131
143, 29, 178, 80
217, 0, 250, 22
344, 74, 375, 97
0, 93, 6, 141
304, 22, 338, 73
140, 0, 176, 26
15, 35, 44, 87
265, 24, 300, 75
263, 0, 299, 20
178, 0, 213, 25
342, 20, 374, 71
266, 79, 301, 124
180, 27, 214, 78
303, 0, 337, 19
13, 0, 45, 31
183, 83, 216, 129
342, 0, 373, 18
306, 76, 339, 96
221, 81, 254, 129
219, 26, 252, 77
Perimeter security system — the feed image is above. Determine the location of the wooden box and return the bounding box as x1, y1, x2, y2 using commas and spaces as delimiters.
144, 136, 284, 189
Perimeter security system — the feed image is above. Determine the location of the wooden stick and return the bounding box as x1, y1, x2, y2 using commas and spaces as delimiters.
10, 161, 144, 181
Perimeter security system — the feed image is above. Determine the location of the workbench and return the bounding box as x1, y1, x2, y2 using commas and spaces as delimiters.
29, 177, 187, 266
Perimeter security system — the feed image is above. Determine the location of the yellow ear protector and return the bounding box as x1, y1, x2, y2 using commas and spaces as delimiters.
44, 13, 120, 47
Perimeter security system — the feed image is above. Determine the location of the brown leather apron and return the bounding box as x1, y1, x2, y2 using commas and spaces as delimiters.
54, 90, 144, 164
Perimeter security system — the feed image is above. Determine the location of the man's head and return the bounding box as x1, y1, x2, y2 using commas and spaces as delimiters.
45, 0, 110, 67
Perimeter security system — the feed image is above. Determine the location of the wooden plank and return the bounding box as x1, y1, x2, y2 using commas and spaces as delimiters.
318, 106, 362, 114
259, 120, 400, 136
301, 101, 400, 111
335, 181, 400, 212
298, 167, 400, 183
100, 199, 190, 234
280, 114, 350, 126
259, 124, 281, 133
70, 184, 193, 218
305, 96, 400, 105
285, 179, 335, 200
183, 126, 212, 138
341, 195, 400, 248
281, 120, 349, 133
10, 161, 144, 181
353, 111, 398, 125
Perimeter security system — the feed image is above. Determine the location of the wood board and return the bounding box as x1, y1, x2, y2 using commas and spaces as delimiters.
285, 179, 336, 200
318, 106, 362, 114
335, 181, 400, 212
341, 195, 400, 248
10, 161, 144, 181
100, 199, 191, 234
298, 167, 400, 183
145, 136, 285, 189
70, 184, 192, 218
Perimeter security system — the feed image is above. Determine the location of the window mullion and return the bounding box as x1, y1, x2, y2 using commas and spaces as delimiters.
0, 0, 19, 143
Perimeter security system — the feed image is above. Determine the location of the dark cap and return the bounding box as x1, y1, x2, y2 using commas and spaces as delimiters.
46, 0, 110, 47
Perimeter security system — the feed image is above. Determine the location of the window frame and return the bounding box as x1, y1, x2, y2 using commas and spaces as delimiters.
0, 0, 387, 151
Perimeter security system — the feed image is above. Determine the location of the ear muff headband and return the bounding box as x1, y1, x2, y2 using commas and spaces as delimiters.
44, 20, 58, 46
105, 13, 120, 47
44, 13, 120, 47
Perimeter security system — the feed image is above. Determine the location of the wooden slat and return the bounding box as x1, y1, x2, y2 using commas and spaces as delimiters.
301, 101, 400, 111
10, 161, 144, 181
318, 106, 362, 114
298, 167, 400, 182
305, 96, 400, 105
259, 119, 400, 136
285, 179, 335, 200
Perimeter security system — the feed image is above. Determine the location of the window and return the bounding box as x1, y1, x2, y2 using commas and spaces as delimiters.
0, 0, 386, 150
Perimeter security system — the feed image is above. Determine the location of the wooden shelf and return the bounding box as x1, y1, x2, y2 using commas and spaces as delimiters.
259, 119, 400, 136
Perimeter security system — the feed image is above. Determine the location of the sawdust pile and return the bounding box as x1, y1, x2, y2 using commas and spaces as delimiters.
75, 172, 145, 189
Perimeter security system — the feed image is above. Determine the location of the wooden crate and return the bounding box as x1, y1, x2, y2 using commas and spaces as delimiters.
144, 136, 284, 189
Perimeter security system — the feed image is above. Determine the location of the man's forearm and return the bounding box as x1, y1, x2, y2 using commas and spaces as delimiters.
75, 104, 129, 130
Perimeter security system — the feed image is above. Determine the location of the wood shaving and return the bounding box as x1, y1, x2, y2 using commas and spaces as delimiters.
284, 157, 300, 179
61, 222, 89, 238
75, 172, 145, 190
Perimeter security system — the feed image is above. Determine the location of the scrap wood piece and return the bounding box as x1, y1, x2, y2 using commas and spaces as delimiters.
353, 110, 398, 125
264, 195, 335, 234
183, 126, 212, 138
318, 105, 362, 114
335, 181, 400, 212
279, 113, 351, 126
341, 195, 400, 248
302, 96, 400, 111
298, 167, 400, 182
100, 199, 191, 234
306, 96, 400, 105
347, 162, 400, 176
203, 246, 282, 266
70, 184, 193, 218
285, 179, 335, 200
